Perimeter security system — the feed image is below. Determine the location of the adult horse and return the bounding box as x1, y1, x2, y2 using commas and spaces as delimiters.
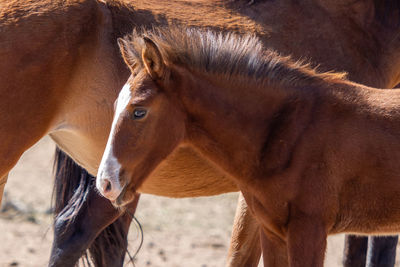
98, 25, 400, 267
1, 0, 400, 266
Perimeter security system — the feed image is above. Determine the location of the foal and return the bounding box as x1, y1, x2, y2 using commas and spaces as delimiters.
97, 28, 400, 266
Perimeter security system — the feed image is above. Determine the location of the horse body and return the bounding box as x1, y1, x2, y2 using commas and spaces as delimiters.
97, 28, 400, 266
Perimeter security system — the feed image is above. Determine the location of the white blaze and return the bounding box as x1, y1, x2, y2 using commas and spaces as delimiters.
96, 83, 132, 199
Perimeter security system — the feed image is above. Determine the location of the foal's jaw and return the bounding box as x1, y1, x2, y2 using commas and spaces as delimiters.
113, 183, 136, 207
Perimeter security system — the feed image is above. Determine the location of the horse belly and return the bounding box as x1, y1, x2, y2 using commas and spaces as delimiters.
139, 147, 238, 197
332, 188, 400, 235
51, 131, 237, 197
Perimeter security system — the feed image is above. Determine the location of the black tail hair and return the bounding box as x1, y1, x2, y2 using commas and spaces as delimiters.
52, 147, 131, 266
374, 0, 400, 28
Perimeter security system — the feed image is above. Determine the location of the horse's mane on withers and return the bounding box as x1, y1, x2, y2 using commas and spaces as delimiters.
121, 26, 347, 87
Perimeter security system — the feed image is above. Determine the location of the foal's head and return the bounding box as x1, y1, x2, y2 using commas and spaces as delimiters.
96, 32, 187, 206
96, 27, 264, 205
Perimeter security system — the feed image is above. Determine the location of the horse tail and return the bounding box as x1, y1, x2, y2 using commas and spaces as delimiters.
52, 147, 88, 216
52, 147, 132, 266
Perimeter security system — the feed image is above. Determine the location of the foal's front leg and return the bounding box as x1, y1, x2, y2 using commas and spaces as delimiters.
0, 173, 8, 206
226, 193, 262, 267
286, 216, 327, 267
261, 229, 289, 267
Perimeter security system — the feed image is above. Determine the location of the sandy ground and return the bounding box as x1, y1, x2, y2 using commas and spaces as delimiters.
0, 136, 388, 267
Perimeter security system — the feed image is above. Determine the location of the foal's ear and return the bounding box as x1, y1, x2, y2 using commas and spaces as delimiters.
142, 36, 165, 80
118, 38, 137, 73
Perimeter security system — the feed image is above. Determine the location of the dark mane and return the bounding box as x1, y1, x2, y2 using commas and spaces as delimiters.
122, 27, 346, 87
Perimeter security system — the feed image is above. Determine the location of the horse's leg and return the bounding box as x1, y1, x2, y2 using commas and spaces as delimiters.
286, 217, 326, 267
261, 230, 288, 267
366, 236, 398, 267
226, 193, 261, 267
0, 174, 8, 206
343, 235, 368, 267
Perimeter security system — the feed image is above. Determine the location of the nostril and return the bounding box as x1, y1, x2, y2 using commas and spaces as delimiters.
105, 180, 111, 192
102, 179, 112, 193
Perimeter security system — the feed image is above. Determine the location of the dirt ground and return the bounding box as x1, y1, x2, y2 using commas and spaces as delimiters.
0, 136, 392, 267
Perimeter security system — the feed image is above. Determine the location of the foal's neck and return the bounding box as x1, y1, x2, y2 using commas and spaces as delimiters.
175, 68, 400, 185
176, 70, 320, 181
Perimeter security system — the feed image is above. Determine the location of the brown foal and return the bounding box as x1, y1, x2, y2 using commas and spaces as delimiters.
97, 27, 400, 267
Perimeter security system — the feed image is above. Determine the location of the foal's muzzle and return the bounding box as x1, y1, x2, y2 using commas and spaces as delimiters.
96, 176, 123, 201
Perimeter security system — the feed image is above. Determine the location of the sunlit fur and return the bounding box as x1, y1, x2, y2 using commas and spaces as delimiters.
1, 0, 400, 266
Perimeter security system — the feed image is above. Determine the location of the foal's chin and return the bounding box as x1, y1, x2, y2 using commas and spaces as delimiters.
112, 185, 136, 208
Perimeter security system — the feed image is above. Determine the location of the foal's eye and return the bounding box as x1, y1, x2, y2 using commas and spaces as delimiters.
132, 108, 147, 120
